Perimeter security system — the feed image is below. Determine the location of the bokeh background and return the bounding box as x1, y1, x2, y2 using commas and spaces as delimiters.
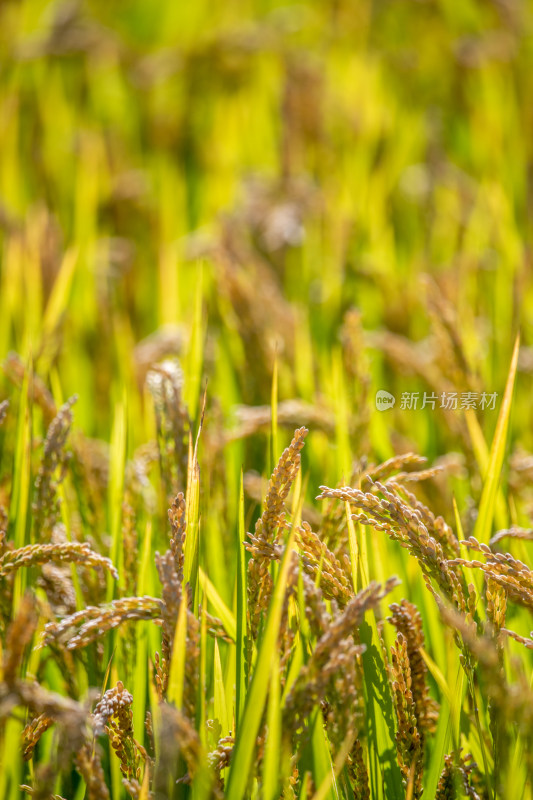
1, 0, 532, 511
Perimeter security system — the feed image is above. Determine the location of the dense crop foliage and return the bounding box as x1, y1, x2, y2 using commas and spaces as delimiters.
1, 0, 533, 798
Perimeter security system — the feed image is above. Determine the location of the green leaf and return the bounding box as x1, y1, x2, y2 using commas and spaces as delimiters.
262, 652, 282, 800
236, 470, 247, 727
167, 593, 188, 708
214, 638, 230, 737
198, 566, 236, 642
474, 334, 520, 542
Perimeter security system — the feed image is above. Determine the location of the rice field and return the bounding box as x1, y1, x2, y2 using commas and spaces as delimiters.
1, 0, 533, 798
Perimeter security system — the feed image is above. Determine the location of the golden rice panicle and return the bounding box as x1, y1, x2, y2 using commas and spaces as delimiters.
257, 426, 308, 542
168, 491, 186, 583
389, 631, 423, 797
435, 752, 483, 800
489, 527, 533, 547
33, 396, 77, 542
93, 681, 147, 795
207, 733, 234, 795
227, 401, 335, 445
295, 520, 352, 606
247, 426, 308, 642
155, 549, 182, 664
43, 595, 162, 650
450, 537, 533, 613
0, 541, 118, 579
317, 481, 466, 611
0, 528, 14, 636
388, 600, 438, 736
75, 743, 110, 800
283, 578, 399, 737
486, 577, 507, 633
3, 590, 38, 685
387, 480, 460, 557
347, 738, 370, 800
300, 567, 331, 638
155, 546, 200, 716
183, 611, 200, 721
361, 453, 428, 488
435, 754, 456, 800
21, 713, 54, 761
146, 359, 190, 501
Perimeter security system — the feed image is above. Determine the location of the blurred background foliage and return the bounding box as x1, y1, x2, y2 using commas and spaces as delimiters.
0, 0, 532, 521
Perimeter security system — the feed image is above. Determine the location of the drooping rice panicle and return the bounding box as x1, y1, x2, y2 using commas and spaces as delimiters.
294, 520, 352, 605
226, 400, 336, 442
42, 596, 162, 650
317, 481, 465, 605
449, 539, 533, 613
283, 578, 399, 739
0, 541, 118, 578
361, 453, 429, 487
92, 682, 147, 797
489, 527, 533, 548
21, 713, 55, 761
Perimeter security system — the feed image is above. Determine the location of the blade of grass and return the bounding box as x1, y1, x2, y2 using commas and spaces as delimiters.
167, 592, 188, 709
309, 708, 339, 800
184, 389, 206, 600
198, 566, 236, 642
311, 729, 356, 800
235, 469, 247, 727
214, 637, 231, 739
474, 334, 519, 543
262, 651, 282, 800
423, 663, 464, 799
